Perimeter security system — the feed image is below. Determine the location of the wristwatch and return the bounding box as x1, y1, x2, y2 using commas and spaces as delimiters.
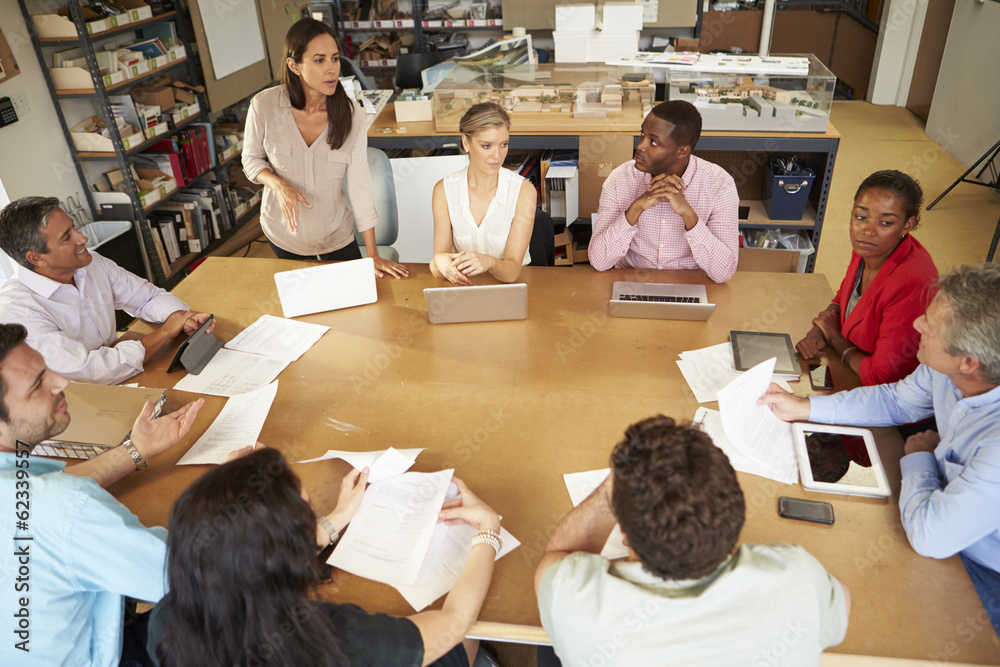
317, 515, 339, 546
122, 438, 149, 471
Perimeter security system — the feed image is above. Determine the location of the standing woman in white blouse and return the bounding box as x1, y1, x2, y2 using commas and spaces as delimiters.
430, 102, 536, 285
242, 19, 407, 278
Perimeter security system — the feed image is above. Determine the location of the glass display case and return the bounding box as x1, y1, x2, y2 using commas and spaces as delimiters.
432, 62, 655, 133
664, 54, 835, 132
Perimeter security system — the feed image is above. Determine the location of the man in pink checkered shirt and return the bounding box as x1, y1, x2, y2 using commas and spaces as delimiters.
589, 101, 739, 283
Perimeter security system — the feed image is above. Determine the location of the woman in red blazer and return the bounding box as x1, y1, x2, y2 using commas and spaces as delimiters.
797, 170, 938, 385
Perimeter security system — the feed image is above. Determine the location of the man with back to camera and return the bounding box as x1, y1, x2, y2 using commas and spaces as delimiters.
0, 323, 204, 665
0, 196, 213, 385
534, 415, 849, 665
761, 262, 1000, 637
588, 100, 740, 283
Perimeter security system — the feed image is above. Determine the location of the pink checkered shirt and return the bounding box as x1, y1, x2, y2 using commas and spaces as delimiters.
589, 156, 739, 283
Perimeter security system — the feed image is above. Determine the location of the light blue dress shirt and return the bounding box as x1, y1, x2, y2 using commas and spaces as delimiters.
809, 364, 1000, 571
0, 452, 168, 666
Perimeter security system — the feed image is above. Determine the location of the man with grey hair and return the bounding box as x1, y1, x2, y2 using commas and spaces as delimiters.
0, 196, 212, 384
761, 262, 1000, 637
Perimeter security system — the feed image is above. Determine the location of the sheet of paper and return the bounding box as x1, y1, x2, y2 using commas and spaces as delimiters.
328, 469, 453, 587
693, 407, 796, 484
177, 382, 277, 465
274, 258, 377, 318
677, 342, 791, 403
562, 469, 628, 560
172, 349, 289, 397
295, 447, 424, 482
395, 523, 520, 611
225, 315, 329, 361
716, 358, 798, 481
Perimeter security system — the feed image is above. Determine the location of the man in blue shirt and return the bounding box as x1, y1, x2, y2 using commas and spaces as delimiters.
761, 262, 1000, 637
0, 323, 203, 665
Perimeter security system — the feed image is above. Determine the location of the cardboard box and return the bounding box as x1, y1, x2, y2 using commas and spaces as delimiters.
69, 117, 144, 151
51, 67, 124, 91
120, 0, 152, 23
171, 81, 203, 104
133, 85, 174, 111
544, 161, 579, 222
30, 9, 128, 39
443, 19, 466, 27
143, 121, 169, 140
394, 19, 415, 28
169, 101, 200, 125
122, 59, 150, 80
422, 20, 443, 27
166, 45, 186, 62
135, 168, 177, 198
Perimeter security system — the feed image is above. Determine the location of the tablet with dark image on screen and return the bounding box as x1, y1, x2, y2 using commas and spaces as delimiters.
730, 330, 800, 379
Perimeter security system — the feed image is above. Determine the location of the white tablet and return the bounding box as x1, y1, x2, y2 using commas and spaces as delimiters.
791, 423, 891, 498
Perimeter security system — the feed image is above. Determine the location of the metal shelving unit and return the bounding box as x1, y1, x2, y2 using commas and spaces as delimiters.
19, 0, 252, 287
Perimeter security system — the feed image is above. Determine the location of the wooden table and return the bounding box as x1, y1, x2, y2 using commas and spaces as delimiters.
115, 258, 1000, 664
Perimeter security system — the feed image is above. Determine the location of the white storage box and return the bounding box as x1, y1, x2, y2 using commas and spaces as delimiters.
602, 2, 643, 31
555, 4, 596, 31
553, 32, 588, 63
586, 31, 639, 63
70, 117, 144, 151
51, 67, 125, 91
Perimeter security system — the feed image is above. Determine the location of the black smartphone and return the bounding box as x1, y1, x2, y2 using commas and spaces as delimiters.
808, 363, 834, 391
778, 497, 834, 525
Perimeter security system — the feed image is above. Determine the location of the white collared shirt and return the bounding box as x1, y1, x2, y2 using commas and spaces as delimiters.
442, 166, 531, 265
0, 251, 188, 384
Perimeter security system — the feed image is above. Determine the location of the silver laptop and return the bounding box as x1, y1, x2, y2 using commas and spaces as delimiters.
424, 284, 528, 324
610, 281, 716, 321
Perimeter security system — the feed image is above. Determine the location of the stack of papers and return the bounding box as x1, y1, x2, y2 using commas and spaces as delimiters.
328, 469, 519, 610
677, 342, 792, 403
172, 316, 329, 397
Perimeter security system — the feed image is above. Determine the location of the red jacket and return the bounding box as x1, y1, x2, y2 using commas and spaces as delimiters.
833, 235, 938, 385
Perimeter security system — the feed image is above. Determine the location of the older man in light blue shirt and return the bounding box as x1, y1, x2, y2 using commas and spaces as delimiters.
0, 324, 203, 665
762, 263, 1000, 637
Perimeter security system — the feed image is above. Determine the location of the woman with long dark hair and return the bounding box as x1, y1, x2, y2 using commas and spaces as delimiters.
148, 448, 501, 666
243, 19, 408, 278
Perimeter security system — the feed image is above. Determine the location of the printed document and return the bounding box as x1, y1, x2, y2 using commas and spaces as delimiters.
693, 407, 796, 484
172, 349, 289, 397
677, 342, 791, 403
716, 358, 798, 481
328, 470, 453, 587
395, 522, 520, 611
225, 315, 330, 361
177, 382, 277, 465
562, 470, 628, 560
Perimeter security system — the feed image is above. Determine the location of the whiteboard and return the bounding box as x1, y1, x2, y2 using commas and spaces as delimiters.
199, 0, 267, 79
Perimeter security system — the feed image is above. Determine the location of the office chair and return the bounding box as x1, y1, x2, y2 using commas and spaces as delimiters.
394, 51, 448, 90
340, 55, 375, 90
347, 148, 400, 262
529, 207, 556, 267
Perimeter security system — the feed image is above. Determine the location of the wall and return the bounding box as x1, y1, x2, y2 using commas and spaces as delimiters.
925, 0, 1000, 170
905, 0, 955, 120
0, 0, 86, 204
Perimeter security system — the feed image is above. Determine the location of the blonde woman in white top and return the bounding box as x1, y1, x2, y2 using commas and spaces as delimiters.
243, 19, 407, 278
431, 102, 536, 285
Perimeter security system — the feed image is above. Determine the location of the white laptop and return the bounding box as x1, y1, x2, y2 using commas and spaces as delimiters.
609, 281, 716, 321
424, 284, 528, 324
274, 258, 377, 318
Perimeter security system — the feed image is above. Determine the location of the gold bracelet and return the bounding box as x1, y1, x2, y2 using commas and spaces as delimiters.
841, 346, 859, 363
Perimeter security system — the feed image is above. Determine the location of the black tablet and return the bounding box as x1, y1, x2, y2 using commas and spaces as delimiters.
730, 330, 799, 377
167, 314, 222, 374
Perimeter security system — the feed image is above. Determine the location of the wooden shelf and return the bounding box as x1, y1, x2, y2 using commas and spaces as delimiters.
738, 199, 817, 229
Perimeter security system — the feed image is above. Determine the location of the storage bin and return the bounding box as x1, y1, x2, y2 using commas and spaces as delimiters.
763, 163, 815, 221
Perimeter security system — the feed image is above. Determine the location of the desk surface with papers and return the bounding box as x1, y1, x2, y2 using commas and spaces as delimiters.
114, 258, 1000, 664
